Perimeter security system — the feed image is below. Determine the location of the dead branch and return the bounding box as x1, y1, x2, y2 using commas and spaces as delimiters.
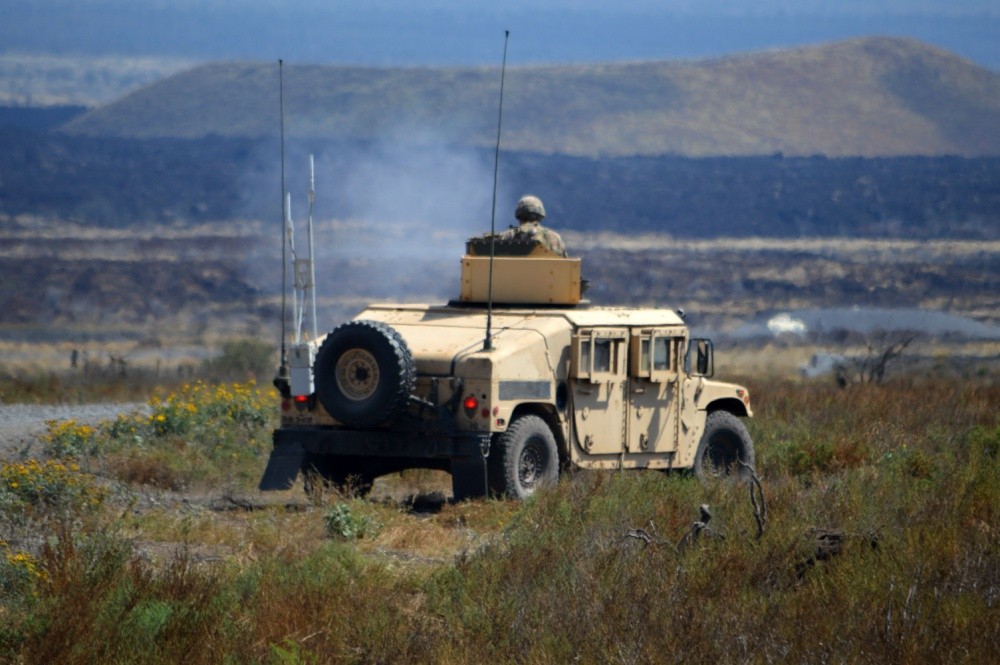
677, 504, 724, 552
739, 459, 768, 539
623, 519, 668, 549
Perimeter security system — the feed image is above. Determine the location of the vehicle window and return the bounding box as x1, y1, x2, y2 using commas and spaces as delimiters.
640, 338, 650, 372
594, 339, 612, 372
580, 338, 592, 375
653, 337, 670, 371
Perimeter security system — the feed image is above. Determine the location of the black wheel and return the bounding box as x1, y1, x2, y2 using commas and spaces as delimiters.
488, 415, 559, 500
314, 320, 416, 428
301, 454, 374, 499
694, 411, 756, 481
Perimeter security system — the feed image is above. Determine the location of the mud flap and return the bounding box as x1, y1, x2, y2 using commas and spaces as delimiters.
258, 442, 305, 491
450, 434, 490, 501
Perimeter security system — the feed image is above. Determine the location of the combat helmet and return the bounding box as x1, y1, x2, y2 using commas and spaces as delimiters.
515, 195, 546, 222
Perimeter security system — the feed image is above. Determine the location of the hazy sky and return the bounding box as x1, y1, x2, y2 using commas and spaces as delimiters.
2, 0, 997, 68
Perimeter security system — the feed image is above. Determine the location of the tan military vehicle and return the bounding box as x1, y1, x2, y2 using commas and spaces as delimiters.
260, 236, 754, 500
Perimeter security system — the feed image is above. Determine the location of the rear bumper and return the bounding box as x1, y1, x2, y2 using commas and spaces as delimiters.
259, 426, 491, 500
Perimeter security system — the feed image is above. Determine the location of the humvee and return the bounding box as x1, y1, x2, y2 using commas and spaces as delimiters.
260, 236, 754, 500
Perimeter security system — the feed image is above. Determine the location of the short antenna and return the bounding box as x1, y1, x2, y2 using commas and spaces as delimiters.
277, 59, 289, 380
484, 29, 510, 352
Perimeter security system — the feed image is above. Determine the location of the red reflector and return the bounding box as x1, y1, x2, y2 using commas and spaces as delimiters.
281, 400, 291, 411
294, 395, 309, 403
481, 408, 490, 419
463, 395, 478, 410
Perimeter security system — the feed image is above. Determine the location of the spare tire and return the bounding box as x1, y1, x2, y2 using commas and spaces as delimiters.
314, 320, 416, 428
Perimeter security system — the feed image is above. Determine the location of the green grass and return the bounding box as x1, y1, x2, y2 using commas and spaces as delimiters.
1, 378, 998, 663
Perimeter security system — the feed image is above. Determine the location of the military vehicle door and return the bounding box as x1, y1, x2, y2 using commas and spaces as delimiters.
570, 328, 628, 455
627, 329, 684, 454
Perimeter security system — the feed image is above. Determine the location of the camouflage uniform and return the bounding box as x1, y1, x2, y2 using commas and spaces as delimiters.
498, 221, 567, 257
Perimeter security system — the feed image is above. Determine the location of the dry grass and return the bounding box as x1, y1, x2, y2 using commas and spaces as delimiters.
1, 377, 998, 663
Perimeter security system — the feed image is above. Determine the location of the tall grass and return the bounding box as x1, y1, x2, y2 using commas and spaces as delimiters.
0, 379, 997, 663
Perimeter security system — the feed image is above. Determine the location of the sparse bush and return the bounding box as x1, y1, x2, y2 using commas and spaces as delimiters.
832, 329, 919, 387
31, 381, 274, 491
965, 424, 1000, 459
772, 435, 870, 476
42, 418, 99, 458
880, 445, 937, 479
145, 381, 272, 454
94, 381, 275, 487
0, 540, 46, 598
0, 459, 106, 512
324, 503, 382, 540
0, 540, 46, 654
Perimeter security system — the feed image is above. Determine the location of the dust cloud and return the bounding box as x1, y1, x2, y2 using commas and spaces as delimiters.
239, 125, 515, 329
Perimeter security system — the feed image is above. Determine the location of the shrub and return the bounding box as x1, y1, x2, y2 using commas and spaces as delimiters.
0, 459, 106, 512
324, 503, 382, 540
0, 540, 46, 656
0, 541, 46, 598
774, 435, 870, 476
145, 381, 273, 455
42, 419, 98, 459
965, 425, 1000, 459
37, 380, 275, 490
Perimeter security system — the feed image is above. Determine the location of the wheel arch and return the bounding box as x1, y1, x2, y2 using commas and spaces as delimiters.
706, 397, 749, 418
508, 402, 568, 465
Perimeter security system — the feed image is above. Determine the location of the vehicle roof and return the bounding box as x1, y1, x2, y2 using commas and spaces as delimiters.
363, 303, 686, 328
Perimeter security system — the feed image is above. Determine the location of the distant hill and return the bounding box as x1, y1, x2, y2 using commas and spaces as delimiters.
63, 37, 1000, 157
1, 129, 997, 239
0, 54, 194, 107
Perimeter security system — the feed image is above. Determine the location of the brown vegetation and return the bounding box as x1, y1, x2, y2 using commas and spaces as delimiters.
1, 377, 998, 662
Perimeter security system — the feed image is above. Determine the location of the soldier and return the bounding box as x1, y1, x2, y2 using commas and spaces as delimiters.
499, 195, 567, 257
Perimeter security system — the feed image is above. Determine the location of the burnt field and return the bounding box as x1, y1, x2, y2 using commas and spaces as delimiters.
1, 220, 997, 336
570, 234, 1000, 327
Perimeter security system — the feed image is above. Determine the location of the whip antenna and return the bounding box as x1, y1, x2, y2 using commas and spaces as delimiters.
307, 154, 318, 341
484, 29, 510, 352
277, 59, 290, 380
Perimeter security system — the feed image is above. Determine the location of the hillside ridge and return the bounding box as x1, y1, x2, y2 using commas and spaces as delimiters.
63, 37, 1000, 157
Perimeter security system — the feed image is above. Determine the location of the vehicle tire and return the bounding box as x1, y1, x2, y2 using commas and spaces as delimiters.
301, 454, 374, 499
314, 320, 416, 428
693, 411, 755, 482
488, 414, 559, 500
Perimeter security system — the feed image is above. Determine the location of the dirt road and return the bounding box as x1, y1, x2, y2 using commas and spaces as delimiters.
0, 401, 147, 459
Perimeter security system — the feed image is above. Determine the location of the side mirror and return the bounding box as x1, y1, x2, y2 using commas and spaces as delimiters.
687, 338, 714, 378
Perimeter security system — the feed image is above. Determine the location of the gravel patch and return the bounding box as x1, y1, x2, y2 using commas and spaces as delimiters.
0, 401, 148, 459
